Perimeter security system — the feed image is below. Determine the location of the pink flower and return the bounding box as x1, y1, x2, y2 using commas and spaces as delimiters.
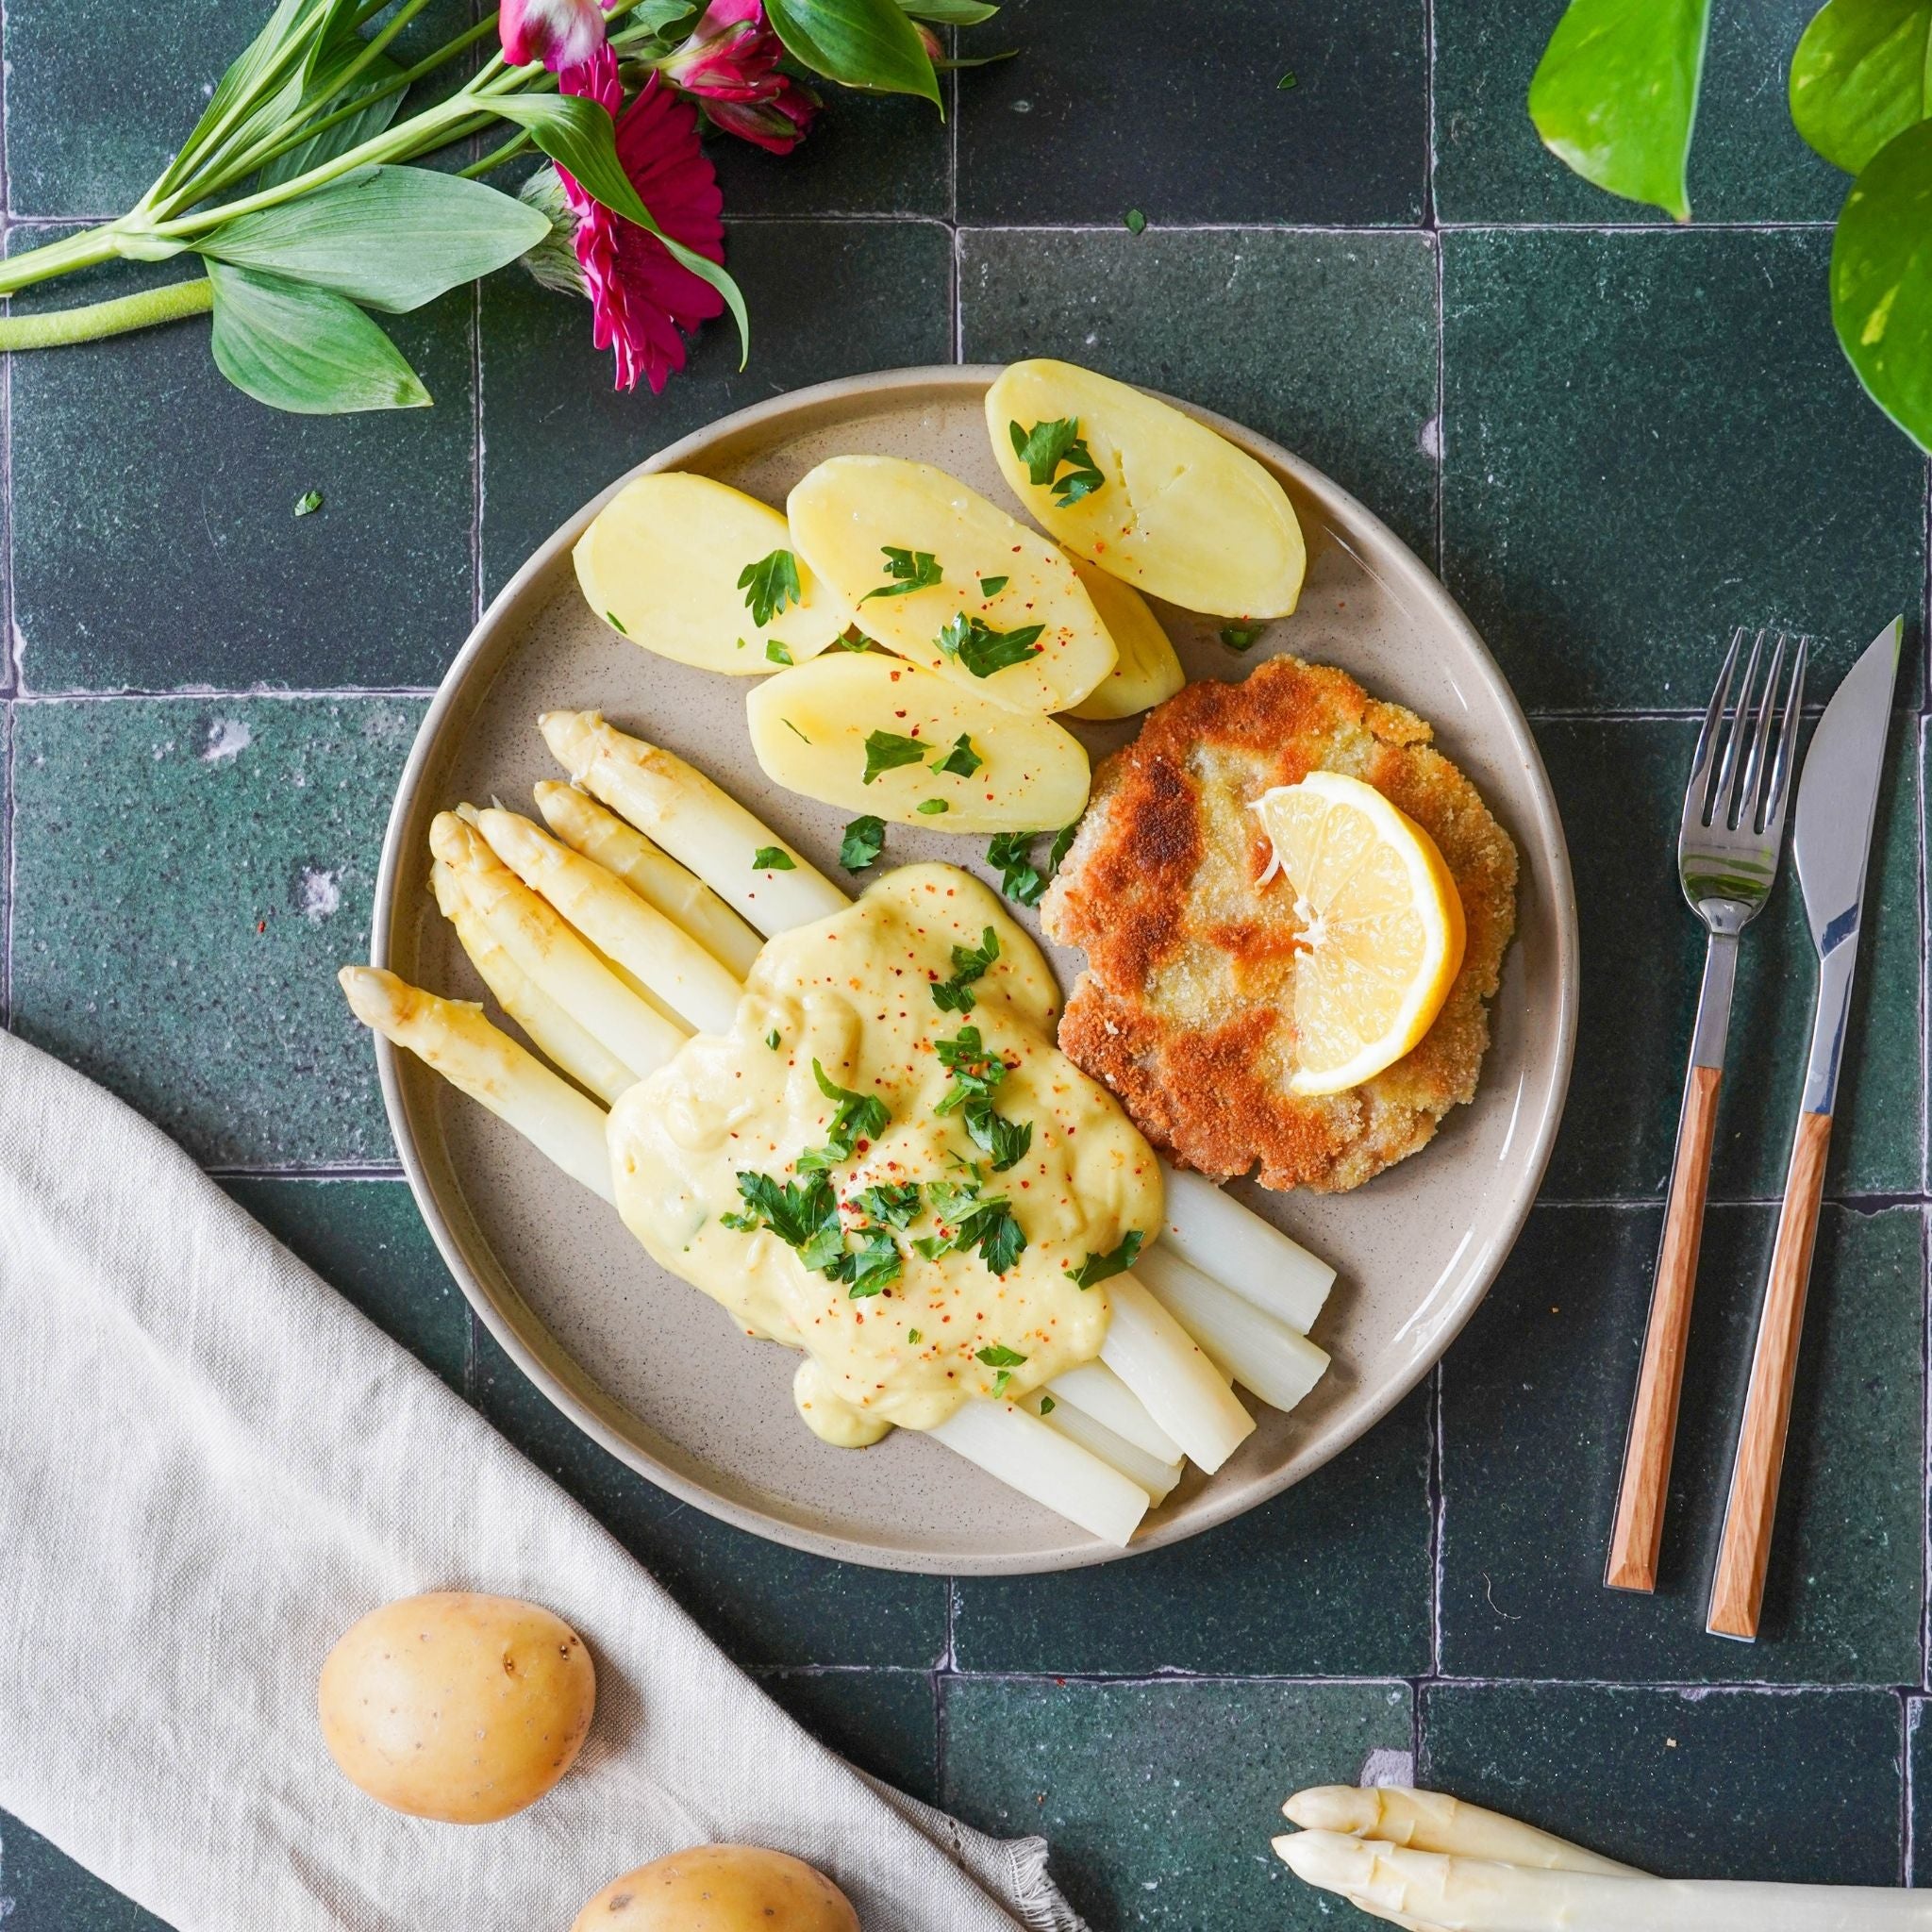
522, 49, 726, 393
499, 0, 608, 70
661, 0, 820, 155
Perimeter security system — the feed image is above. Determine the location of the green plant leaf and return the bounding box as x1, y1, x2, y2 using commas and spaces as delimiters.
1527, 0, 1711, 220
206, 259, 430, 413
1831, 115, 1932, 450
898, 0, 998, 21
200, 166, 549, 312
765, 0, 941, 107
1790, 0, 1932, 175
256, 53, 408, 189
489, 93, 749, 363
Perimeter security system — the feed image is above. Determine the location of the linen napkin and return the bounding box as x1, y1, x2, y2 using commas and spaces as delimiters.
0, 1025, 1085, 1932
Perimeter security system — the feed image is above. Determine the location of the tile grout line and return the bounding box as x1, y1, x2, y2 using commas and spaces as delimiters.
1907, 1695, 1923, 1884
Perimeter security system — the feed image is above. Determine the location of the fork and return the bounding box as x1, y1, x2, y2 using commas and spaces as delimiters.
1605, 627, 1808, 1594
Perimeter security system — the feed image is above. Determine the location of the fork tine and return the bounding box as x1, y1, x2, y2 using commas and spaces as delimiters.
1690, 626, 1745, 801
1735, 631, 1787, 831
1707, 627, 1765, 824
1759, 635, 1809, 833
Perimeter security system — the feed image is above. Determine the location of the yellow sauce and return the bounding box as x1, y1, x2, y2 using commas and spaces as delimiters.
608, 863, 1163, 1444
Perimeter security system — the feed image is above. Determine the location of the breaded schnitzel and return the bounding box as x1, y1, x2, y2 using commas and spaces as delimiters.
1042, 656, 1519, 1192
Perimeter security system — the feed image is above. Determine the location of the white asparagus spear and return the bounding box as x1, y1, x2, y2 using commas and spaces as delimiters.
339, 967, 616, 1204
473, 805, 745, 1037
1022, 1389, 1182, 1503
929, 1398, 1150, 1547
432, 811, 685, 1084
431, 859, 638, 1108
1136, 1244, 1329, 1415
1046, 1360, 1184, 1465
1272, 1831, 1930, 1932
535, 779, 765, 979
1157, 1161, 1334, 1333
1101, 1274, 1254, 1474
1285, 1787, 1634, 1875
539, 709, 848, 935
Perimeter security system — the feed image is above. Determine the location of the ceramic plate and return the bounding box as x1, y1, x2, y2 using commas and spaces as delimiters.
371, 365, 1578, 1574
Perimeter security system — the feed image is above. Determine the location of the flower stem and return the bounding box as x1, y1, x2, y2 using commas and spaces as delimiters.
0, 277, 213, 349
0, 225, 130, 297
458, 128, 533, 178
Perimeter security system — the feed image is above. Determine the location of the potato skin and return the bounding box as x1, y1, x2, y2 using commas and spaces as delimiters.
572, 1846, 860, 1932
317, 1591, 595, 1824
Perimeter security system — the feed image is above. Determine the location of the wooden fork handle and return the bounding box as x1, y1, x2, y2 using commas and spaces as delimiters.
1606, 1062, 1723, 1592
1707, 1108, 1833, 1641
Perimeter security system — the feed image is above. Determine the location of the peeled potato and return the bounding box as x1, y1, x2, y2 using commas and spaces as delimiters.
987, 358, 1306, 619
787, 454, 1116, 714
1064, 558, 1186, 721
575, 474, 848, 674
317, 1591, 594, 1824
747, 650, 1090, 835
572, 1846, 859, 1932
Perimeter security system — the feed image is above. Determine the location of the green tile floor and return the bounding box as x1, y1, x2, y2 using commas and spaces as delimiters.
1, 0, 1929, 1924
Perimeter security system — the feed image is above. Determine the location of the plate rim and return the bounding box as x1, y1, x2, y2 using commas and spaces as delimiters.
370, 362, 1580, 1574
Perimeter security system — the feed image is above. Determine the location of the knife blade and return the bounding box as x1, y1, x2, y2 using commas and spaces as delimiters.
1792, 616, 1902, 1114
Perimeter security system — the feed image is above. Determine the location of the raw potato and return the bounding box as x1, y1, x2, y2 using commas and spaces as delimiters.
1064, 558, 1186, 721
571, 1845, 859, 1932
987, 358, 1306, 619
317, 1591, 595, 1824
747, 650, 1091, 834
575, 474, 849, 674
787, 454, 1116, 713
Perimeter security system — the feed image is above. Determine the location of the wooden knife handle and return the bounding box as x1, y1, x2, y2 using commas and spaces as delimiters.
1606, 1062, 1722, 1593
1707, 1109, 1833, 1641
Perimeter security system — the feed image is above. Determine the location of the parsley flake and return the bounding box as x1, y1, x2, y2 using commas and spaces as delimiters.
931, 926, 999, 1013
862, 730, 928, 785
765, 640, 793, 665
979, 575, 1009, 596
840, 814, 887, 871
796, 1059, 891, 1174
605, 609, 628, 635
827, 1226, 903, 1298
765, 1028, 782, 1051
1008, 417, 1107, 507
908, 1326, 923, 1343
934, 1025, 1008, 1116
738, 549, 802, 627
1069, 1228, 1145, 1289
752, 846, 796, 871
851, 1182, 922, 1229
860, 546, 943, 602
932, 732, 983, 779
987, 830, 1047, 908
965, 1104, 1033, 1174
1277, 69, 1297, 88
916, 798, 950, 815
723, 1169, 836, 1249
938, 610, 1045, 677
1124, 208, 1146, 235
1220, 624, 1263, 652
976, 1343, 1027, 1368
1047, 822, 1078, 874
1039, 1393, 1057, 1415
293, 489, 324, 517
782, 719, 811, 745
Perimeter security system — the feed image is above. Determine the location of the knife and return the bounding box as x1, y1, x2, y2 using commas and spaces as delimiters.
1707, 616, 1902, 1641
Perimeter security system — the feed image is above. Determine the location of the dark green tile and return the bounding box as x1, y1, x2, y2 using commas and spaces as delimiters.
943, 1677, 1412, 1932
1435, 0, 1845, 224
0, 1813, 170, 1932
1423, 1683, 1904, 1883
1439, 1203, 1924, 1683
8, 695, 419, 1168
479, 219, 954, 597
469, 1324, 946, 1671
218, 1176, 467, 1393
1539, 717, 1921, 1202
1909, 1700, 1931, 1885
757, 1668, 938, 1806
708, 97, 947, 217
957, 0, 1426, 225
1441, 227, 1924, 712
8, 238, 475, 693
960, 228, 1440, 560
953, 1384, 1431, 1677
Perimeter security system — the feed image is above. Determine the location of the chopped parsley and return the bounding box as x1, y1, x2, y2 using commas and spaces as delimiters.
738, 548, 802, 627
722, 1169, 836, 1247
938, 610, 1045, 678
1124, 208, 1146, 235
1220, 624, 1263, 652
860, 546, 943, 602
840, 814, 887, 871
933, 1025, 1008, 1115
752, 846, 796, 871
931, 732, 984, 779
979, 575, 1010, 596
765, 1028, 782, 1050
293, 489, 324, 517
1039, 1393, 1057, 1415
931, 925, 1000, 1013
908, 1326, 923, 1344
976, 1341, 1028, 1398
959, 1199, 1026, 1276
916, 798, 950, 815
1008, 416, 1106, 507
862, 729, 929, 785
796, 1059, 891, 1174
965, 1104, 1033, 1174
1069, 1228, 1145, 1289
851, 1182, 923, 1229
605, 609, 628, 635
1277, 68, 1297, 88
782, 719, 811, 744
1046, 822, 1078, 874
826, 1226, 903, 1298
765, 640, 793, 665
987, 830, 1047, 907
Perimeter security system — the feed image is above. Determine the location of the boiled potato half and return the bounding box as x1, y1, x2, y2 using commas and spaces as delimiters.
987, 358, 1306, 619
1064, 558, 1186, 721
747, 650, 1090, 835
572, 1845, 859, 1932
575, 474, 849, 675
318, 1591, 595, 1824
787, 454, 1116, 714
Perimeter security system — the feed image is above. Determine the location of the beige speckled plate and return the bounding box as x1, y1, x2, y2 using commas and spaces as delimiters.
371, 365, 1578, 1574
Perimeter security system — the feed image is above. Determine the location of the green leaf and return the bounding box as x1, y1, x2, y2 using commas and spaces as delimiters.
256, 54, 408, 189
975, 1342, 1027, 1369
200, 167, 550, 313
916, 797, 950, 814
986, 830, 1047, 907
862, 729, 930, 784
937, 611, 1045, 677
964, 1101, 1031, 1173
205, 260, 429, 414
860, 545, 944, 601
766, 0, 942, 106
1221, 624, 1263, 652
292, 488, 324, 516
1008, 416, 1105, 503
1527, 0, 1711, 221
796, 1058, 891, 1173
1791, 0, 1932, 175
740, 547, 803, 625
1831, 115, 1932, 451
932, 732, 983, 778
898, 0, 998, 21
840, 815, 888, 870
752, 845, 797, 871
1068, 1228, 1144, 1289
489, 92, 750, 363
931, 926, 999, 1013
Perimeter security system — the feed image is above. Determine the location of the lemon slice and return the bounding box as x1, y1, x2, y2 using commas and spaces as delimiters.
1252, 770, 1466, 1097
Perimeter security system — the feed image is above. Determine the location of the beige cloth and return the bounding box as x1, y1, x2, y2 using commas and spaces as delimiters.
0, 1026, 1084, 1932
